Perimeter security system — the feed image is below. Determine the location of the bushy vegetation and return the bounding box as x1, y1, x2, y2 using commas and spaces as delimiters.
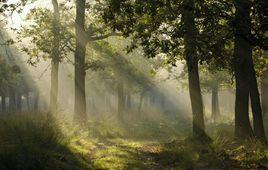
0, 113, 89, 170
1, 113, 268, 169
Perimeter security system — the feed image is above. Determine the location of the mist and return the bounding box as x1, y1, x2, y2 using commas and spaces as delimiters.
0, 0, 267, 169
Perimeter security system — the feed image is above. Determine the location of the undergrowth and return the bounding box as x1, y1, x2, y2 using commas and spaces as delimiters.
0, 113, 90, 170
1, 113, 268, 169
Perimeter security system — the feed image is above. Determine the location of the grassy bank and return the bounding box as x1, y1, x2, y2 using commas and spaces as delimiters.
0, 113, 89, 170
1, 113, 268, 169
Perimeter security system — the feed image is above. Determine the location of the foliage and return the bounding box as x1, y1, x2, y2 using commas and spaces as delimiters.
0, 0, 29, 14
19, 7, 74, 65
0, 59, 20, 94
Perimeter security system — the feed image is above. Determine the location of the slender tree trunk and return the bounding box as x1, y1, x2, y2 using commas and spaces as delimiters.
9, 90, 16, 113
74, 0, 87, 123
138, 91, 144, 114
182, 0, 207, 139
126, 93, 131, 109
161, 93, 165, 109
17, 93, 22, 112
26, 92, 31, 111
248, 57, 266, 140
50, 0, 60, 114
1, 95, 5, 113
107, 95, 111, 110
261, 70, 268, 116
234, 0, 254, 139
50, 60, 59, 113
118, 82, 125, 121
150, 92, 155, 106
34, 91, 39, 111
104, 95, 108, 111
211, 84, 220, 122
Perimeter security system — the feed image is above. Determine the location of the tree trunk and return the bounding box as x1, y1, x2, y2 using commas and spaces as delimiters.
150, 92, 155, 106
118, 82, 125, 121
34, 91, 39, 111
1, 95, 6, 113
182, 0, 207, 139
161, 93, 165, 109
248, 57, 266, 140
50, 0, 60, 114
234, 0, 254, 139
26, 92, 31, 111
74, 0, 87, 123
138, 91, 145, 114
211, 84, 220, 122
50, 60, 59, 113
261, 70, 268, 116
126, 93, 131, 109
9, 90, 16, 113
17, 93, 22, 112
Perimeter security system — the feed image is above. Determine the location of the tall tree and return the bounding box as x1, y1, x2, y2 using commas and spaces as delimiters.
50, 0, 60, 114
73, 1, 121, 122
19, 3, 74, 114
74, 0, 87, 123
234, 0, 266, 140
261, 69, 268, 116
182, 0, 206, 139
101, 0, 210, 139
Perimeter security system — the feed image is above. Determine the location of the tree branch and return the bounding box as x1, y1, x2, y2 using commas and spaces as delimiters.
88, 32, 122, 41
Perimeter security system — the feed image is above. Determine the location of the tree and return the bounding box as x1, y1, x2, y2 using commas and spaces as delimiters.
233, 0, 266, 141
0, 59, 20, 113
50, 0, 61, 114
255, 51, 268, 116
199, 66, 233, 122
87, 40, 155, 120
101, 0, 211, 139
19, 4, 74, 113
72, 0, 119, 122
182, 0, 207, 139
73, 0, 87, 123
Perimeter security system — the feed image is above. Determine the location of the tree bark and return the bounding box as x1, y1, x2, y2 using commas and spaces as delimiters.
74, 0, 87, 123
138, 91, 145, 114
150, 92, 155, 106
118, 82, 125, 121
1, 95, 6, 113
261, 70, 268, 116
248, 57, 266, 140
211, 84, 220, 122
182, 0, 207, 139
9, 90, 16, 113
161, 93, 165, 109
126, 93, 131, 109
26, 92, 31, 111
234, 0, 254, 139
50, 0, 60, 114
50, 60, 59, 113
17, 93, 22, 112
34, 91, 39, 111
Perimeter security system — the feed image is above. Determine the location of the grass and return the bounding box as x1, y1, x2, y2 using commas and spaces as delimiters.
0, 113, 90, 170
1, 113, 268, 169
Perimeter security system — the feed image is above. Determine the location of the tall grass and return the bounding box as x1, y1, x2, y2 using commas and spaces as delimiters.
0, 113, 89, 170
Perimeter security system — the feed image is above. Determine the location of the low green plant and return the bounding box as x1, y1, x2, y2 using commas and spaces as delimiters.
0, 113, 89, 170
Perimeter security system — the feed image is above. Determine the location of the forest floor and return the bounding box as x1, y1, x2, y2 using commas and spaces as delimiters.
85, 133, 268, 169
1, 113, 268, 169
75, 115, 268, 169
